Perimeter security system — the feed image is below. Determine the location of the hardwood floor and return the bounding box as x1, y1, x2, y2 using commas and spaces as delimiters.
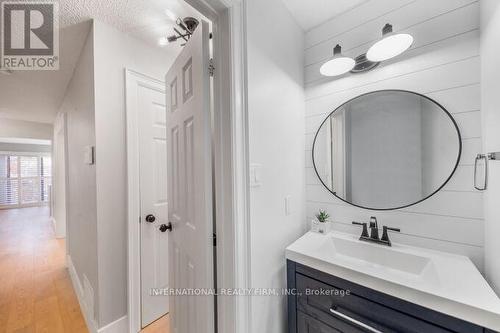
0, 207, 170, 333
0, 207, 87, 333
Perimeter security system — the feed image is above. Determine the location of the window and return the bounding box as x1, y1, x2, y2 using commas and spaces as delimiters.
0, 156, 19, 206
0, 154, 52, 208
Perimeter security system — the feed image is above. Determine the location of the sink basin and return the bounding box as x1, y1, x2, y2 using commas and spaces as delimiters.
330, 236, 431, 276
302, 231, 439, 286
286, 231, 500, 331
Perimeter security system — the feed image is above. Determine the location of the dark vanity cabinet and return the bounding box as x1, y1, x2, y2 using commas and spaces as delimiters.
287, 260, 497, 333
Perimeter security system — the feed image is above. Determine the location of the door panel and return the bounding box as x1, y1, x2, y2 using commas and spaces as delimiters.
139, 85, 169, 327
166, 20, 213, 333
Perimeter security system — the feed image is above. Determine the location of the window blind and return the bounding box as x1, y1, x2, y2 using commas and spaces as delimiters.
0, 154, 52, 208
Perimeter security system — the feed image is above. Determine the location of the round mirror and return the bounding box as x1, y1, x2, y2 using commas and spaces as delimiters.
312, 90, 461, 210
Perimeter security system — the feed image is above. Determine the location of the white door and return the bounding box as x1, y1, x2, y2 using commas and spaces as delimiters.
138, 83, 169, 327
166, 21, 214, 333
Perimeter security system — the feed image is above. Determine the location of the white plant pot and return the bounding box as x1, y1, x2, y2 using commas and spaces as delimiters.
317, 221, 330, 234
311, 220, 330, 234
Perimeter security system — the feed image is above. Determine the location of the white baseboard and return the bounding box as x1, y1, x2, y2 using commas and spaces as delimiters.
67, 255, 130, 333
67, 255, 99, 333
52, 217, 66, 239
98, 316, 129, 333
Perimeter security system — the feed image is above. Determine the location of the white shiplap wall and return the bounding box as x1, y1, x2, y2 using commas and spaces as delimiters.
304, 0, 484, 270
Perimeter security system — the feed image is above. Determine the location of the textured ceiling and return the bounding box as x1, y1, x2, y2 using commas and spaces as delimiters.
58, 0, 206, 47
0, 0, 204, 124
281, 0, 370, 31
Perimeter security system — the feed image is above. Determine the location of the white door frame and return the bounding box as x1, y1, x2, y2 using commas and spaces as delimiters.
125, 69, 166, 333
126, 0, 250, 331
53, 111, 70, 254
183, 1, 251, 332
53, 112, 68, 239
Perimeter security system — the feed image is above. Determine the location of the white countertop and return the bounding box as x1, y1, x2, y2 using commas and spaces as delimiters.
286, 231, 500, 331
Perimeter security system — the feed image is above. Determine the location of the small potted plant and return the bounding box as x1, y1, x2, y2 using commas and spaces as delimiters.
313, 209, 331, 234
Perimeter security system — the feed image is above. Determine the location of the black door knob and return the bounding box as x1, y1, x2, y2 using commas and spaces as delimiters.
145, 214, 156, 223
159, 222, 172, 232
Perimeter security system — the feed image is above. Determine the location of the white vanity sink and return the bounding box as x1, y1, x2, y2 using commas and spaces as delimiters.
286, 231, 500, 330
327, 234, 432, 276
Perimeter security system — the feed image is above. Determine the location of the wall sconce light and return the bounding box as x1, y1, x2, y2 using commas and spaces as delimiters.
367, 24, 414, 62
320, 23, 413, 77
319, 44, 355, 77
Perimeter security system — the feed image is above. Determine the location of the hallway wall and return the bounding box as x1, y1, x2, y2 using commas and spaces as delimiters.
59, 19, 175, 329
92, 20, 176, 327
246, 0, 306, 331
58, 17, 176, 329
59, 22, 99, 324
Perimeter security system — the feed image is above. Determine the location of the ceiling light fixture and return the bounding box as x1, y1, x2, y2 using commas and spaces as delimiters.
319, 44, 355, 77
159, 17, 199, 47
367, 24, 414, 62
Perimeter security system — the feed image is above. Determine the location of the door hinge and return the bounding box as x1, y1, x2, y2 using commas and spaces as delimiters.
208, 58, 215, 77
213, 233, 217, 247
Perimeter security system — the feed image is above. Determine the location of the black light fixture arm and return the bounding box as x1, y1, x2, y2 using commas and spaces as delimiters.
165, 17, 200, 45
382, 23, 393, 35
333, 44, 342, 56
173, 27, 189, 42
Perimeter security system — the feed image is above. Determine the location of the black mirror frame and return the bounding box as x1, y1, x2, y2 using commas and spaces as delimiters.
311, 89, 463, 211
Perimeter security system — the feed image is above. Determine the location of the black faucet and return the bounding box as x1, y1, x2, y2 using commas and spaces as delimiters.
381, 226, 401, 247
369, 216, 379, 240
352, 216, 400, 247
352, 221, 369, 238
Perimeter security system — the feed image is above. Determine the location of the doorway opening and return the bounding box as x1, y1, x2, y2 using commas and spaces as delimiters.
126, 1, 216, 332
